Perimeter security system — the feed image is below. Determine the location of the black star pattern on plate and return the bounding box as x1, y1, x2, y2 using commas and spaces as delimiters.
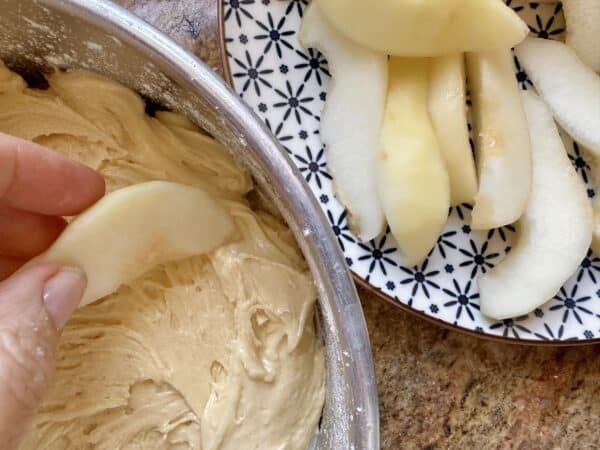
224, 0, 255, 27
568, 141, 591, 183
273, 80, 314, 124
435, 230, 458, 258
459, 239, 500, 279
487, 224, 516, 253
358, 233, 398, 277
231, 51, 273, 96
550, 285, 594, 325
263, 118, 292, 153
504, 0, 524, 13
513, 54, 533, 90
577, 250, 600, 284
294, 145, 332, 188
294, 48, 331, 85
487, 224, 516, 243
533, 323, 577, 341
254, 12, 295, 57
489, 316, 531, 338
450, 203, 473, 221
326, 209, 355, 252
399, 258, 441, 299
528, 9, 564, 39
284, 0, 309, 18
442, 279, 480, 321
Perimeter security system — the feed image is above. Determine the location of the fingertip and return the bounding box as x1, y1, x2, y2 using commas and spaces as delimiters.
57, 160, 106, 215
42, 266, 87, 331
81, 164, 106, 206
0, 134, 106, 215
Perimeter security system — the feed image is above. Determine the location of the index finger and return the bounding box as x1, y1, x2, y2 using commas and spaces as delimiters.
0, 133, 105, 215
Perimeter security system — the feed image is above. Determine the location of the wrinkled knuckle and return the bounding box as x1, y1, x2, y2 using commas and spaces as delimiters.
0, 327, 54, 410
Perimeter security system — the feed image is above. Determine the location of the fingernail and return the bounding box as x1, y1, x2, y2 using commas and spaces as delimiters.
42, 267, 87, 331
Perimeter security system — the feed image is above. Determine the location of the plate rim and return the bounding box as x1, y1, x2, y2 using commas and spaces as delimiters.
217, 0, 600, 347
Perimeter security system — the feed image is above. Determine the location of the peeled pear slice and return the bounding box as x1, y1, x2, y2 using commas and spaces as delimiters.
534, 0, 599, 70
564, 0, 600, 72
378, 58, 450, 266
515, 37, 600, 154
299, 3, 387, 241
32, 181, 234, 306
479, 91, 592, 320
317, 0, 528, 57
466, 49, 532, 229
428, 54, 477, 205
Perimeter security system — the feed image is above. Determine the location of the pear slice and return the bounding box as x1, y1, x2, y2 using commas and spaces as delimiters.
317, 0, 528, 57
479, 91, 592, 320
31, 181, 234, 306
378, 58, 450, 266
515, 37, 600, 154
466, 49, 532, 229
428, 54, 477, 205
564, 0, 600, 72
298, 3, 387, 241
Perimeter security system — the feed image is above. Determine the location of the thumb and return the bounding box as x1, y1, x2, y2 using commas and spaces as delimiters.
0, 263, 86, 449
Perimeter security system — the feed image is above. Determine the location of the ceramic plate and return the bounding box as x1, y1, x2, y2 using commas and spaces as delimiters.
222, 0, 600, 344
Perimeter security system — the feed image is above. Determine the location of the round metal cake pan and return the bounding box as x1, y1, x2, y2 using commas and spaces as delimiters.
0, 1, 379, 448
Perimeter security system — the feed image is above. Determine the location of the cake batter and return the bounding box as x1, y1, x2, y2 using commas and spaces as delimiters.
0, 62, 325, 450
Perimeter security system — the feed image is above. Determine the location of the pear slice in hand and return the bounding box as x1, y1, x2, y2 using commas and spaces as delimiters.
479, 91, 592, 320
515, 37, 600, 154
466, 49, 532, 229
429, 54, 477, 205
378, 58, 450, 266
317, 0, 528, 57
31, 181, 234, 306
299, 3, 386, 241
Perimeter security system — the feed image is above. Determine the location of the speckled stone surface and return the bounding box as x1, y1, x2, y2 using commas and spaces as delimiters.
360, 287, 600, 449
116, 2, 600, 448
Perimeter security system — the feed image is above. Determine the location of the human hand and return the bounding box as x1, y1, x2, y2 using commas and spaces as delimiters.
0, 133, 105, 449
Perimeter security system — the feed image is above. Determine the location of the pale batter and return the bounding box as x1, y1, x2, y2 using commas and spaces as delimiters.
0, 62, 325, 450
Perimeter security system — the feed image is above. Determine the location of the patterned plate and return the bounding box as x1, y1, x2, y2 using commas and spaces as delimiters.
222, 0, 600, 344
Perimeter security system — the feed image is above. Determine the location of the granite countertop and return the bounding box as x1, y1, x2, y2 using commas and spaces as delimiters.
117, 1, 600, 448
